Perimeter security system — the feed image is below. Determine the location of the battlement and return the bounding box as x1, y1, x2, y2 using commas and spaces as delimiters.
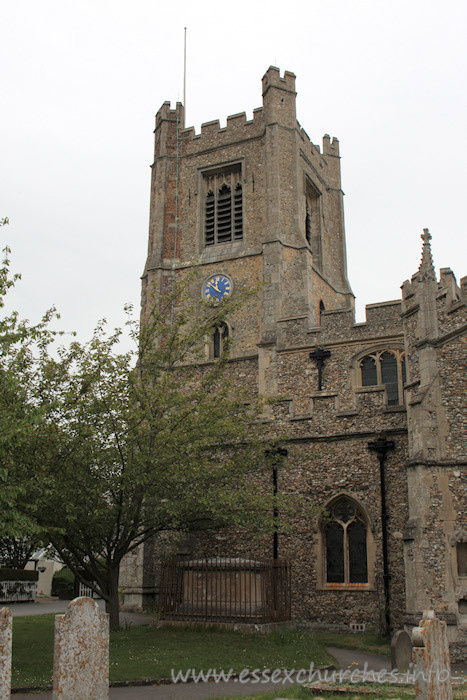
323, 134, 340, 157
199, 111, 248, 135
155, 101, 184, 129
187, 107, 264, 147
262, 66, 296, 95
402, 266, 465, 308
298, 126, 322, 156
278, 299, 403, 350
200, 119, 221, 135
152, 101, 264, 153
318, 300, 402, 337
153, 69, 338, 163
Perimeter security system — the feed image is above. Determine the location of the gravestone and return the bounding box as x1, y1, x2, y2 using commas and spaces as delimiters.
53, 597, 109, 700
412, 609, 452, 700
0, 608, 12, 700
391, 629, 413, 673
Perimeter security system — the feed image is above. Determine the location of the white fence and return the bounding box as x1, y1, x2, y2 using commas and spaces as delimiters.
78, 583, 100, 599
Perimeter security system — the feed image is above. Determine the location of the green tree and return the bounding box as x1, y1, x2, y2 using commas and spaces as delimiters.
0, 227, 60, 540
0, 534, 45, 569
20, 278, 274, 630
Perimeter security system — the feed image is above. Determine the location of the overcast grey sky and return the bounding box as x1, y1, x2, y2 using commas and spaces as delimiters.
2, 0, 466, 343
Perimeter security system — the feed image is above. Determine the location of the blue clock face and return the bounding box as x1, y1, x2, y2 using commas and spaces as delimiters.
203, 274, 232, 301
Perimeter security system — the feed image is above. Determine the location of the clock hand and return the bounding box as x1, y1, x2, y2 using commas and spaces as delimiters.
209, 280, 220, 292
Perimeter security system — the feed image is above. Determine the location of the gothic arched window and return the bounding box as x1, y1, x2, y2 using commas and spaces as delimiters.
359, 350, 406, 406
319, 300, 325, 326
210, 323, 229, 359
324, 498, 368, 584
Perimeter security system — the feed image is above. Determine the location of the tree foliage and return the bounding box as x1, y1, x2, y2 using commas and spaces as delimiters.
14, 275, 275, 630
0, 226, 62, 539
0, 535, 45, 569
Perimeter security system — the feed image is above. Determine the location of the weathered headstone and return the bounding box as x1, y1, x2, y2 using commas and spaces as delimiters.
391, 629, 413, 673
412, 609, 452, 700
53, 597, 109, 700
0, 608, 12, 700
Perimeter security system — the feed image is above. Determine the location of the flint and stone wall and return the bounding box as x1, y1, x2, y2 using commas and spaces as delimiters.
121, 68, 466, 657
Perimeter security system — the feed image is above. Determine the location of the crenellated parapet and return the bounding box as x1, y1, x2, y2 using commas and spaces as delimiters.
262, 65, 296, 94
152, 68, 340, 188
153, 102, 265, 157
277, 299, 403, 351
155, 101, 184, 129
322, 134, 340, 157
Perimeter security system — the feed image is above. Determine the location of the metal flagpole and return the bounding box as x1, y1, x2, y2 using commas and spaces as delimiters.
183, 27, 187, 113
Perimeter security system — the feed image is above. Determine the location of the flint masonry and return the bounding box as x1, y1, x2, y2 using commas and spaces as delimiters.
120, 67, 467, 659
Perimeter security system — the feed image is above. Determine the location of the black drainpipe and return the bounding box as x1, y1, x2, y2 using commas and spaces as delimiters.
368, 434, 394, 636
265, 447, 288, 559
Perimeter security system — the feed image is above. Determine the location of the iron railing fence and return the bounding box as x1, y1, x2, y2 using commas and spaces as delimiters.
159, 557, 291, 624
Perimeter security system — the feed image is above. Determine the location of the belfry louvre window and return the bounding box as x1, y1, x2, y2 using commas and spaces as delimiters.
324, 498, 368, 584
359, 350, 406, 406
204, 168, 243, 246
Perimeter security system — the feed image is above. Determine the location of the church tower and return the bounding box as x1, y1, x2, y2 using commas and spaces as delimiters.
120, 68, 466, 659
142, 66, 354, 373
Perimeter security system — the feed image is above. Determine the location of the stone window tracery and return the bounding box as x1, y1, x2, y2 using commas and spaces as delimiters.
324, 497, 369, 585
359, 350, 406, 406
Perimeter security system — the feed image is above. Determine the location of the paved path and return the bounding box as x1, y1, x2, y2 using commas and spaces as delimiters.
326, 645, 391, 672
8, 598, 152, 627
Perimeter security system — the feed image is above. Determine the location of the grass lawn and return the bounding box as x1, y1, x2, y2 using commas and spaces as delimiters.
11, 615, 389, 689
12, 616, 336, 688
